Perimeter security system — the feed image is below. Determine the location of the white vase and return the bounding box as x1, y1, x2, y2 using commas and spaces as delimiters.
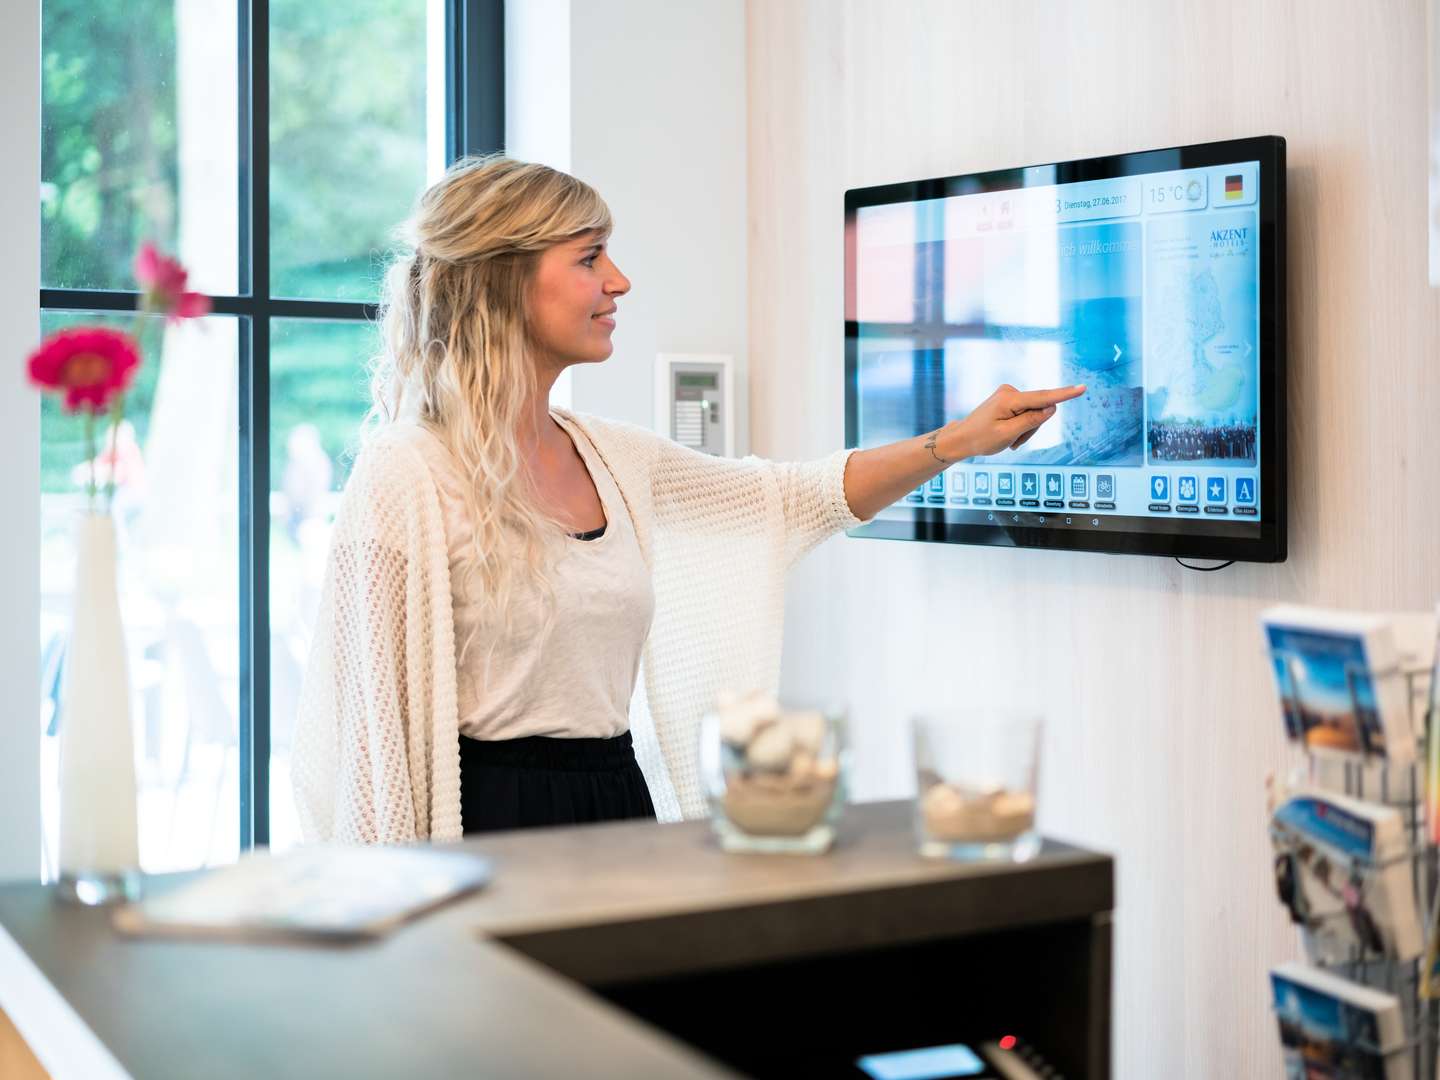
57, 512, 141, 904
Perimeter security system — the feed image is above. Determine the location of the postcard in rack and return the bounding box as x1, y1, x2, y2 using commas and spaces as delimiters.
1270, 962, 1409, 1080
1423, 602, 1440, 998
113, 844, 492, 943
1269, 784, 1422, 964
1261, 605, 1414, 766
1427, 599, 1440, 845
1422, 879, 1440, 1000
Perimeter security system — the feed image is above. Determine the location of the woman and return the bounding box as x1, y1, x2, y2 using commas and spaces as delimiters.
291, 155, 1083, 844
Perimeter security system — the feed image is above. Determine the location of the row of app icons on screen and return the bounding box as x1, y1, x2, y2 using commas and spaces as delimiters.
906, 471, 1259, 515
1145, 473, 1257, 511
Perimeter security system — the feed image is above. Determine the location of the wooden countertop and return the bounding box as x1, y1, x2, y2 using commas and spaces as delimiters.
0, 800, 1113, 1080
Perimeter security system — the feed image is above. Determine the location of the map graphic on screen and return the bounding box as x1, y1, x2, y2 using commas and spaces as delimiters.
1145, 209, 1258, 466
846, 137, 1284, 561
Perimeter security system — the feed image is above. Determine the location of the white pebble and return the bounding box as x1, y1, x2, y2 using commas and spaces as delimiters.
921, 782, 966, 820
787, 751, 816, 784
746, 721, 795, 770
786, 711, 827, 756
717, 690, 780, 745
719, 705, 764, 746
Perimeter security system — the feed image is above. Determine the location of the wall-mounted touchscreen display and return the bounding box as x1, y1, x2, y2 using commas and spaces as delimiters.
844, 135, 1286, 562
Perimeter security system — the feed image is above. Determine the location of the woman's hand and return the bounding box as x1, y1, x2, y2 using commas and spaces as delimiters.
842, 382, 1087, 522
938, 383, 1087, 461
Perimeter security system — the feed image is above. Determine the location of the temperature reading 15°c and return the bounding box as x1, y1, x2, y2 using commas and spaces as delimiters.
1147, 179, 1205, 207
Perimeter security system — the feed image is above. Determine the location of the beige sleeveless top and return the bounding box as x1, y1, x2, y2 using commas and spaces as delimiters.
432, 412, 655, 740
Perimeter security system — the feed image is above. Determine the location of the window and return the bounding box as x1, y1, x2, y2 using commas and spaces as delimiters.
39, 0, 503, 872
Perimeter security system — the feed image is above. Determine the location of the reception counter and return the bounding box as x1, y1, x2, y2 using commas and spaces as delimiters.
0, 800, 1113, 1078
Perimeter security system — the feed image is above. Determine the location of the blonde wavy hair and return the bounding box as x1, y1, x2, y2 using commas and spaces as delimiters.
366, 153, 613, 669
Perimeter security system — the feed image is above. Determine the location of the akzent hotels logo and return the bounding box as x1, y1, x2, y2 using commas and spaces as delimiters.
1224, 174, 1244, 200
1210, 226, 1249, 252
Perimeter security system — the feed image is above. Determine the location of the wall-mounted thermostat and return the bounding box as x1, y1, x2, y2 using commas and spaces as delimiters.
654, 353, 734, 457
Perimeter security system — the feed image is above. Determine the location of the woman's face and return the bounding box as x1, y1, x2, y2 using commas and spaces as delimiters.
527, 230, 630, 369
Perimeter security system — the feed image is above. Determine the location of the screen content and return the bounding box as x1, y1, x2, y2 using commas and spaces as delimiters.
854, 160, 1262, 535
855, 1043, 988, 1079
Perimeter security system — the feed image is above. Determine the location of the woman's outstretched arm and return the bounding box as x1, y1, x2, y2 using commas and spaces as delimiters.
841, 383, 1086, 522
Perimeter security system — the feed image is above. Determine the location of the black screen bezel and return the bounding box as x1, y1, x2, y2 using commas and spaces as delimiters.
843, 134, 1288, 563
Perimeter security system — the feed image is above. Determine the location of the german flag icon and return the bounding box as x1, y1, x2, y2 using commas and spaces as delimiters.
1224, 175, 1244, 200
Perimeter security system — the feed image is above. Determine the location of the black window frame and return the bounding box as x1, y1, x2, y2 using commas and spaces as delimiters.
38, 0, 505, 850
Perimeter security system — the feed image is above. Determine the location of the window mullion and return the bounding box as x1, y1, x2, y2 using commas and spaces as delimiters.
238, 0, 271, 850
447, 0, 504, 163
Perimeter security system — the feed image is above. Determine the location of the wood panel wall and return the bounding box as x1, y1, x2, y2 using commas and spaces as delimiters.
745, 1, 1440, 1075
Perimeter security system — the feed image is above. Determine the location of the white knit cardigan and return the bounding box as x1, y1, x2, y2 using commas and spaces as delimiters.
290, 408, 866, 844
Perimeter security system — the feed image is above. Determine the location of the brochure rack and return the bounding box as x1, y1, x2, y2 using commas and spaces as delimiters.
1268, 659, 1437, 1077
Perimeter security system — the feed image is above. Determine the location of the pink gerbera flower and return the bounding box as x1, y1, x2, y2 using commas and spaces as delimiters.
133, 242, 212, 322
27, 327, 142, 414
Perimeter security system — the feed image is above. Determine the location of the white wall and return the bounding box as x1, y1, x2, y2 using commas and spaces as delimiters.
747, 1, 1440, 1077
528, 0, 749, 448
0, 0, 42, 880
505, 0, 574, 409
504, 0, 571, 174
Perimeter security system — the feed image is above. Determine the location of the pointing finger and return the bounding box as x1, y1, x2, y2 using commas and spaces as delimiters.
1006, 403, 1055, 435
1012, 384, 1086, 411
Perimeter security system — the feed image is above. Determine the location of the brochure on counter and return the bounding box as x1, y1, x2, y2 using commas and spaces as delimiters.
112, 845, 492, 943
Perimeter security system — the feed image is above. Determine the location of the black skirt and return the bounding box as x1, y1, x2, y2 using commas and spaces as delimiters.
458, 728, 657, 835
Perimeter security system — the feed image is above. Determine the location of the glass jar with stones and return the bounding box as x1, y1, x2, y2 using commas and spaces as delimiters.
699, 692, 848, 854
910, 709, 1043, 863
